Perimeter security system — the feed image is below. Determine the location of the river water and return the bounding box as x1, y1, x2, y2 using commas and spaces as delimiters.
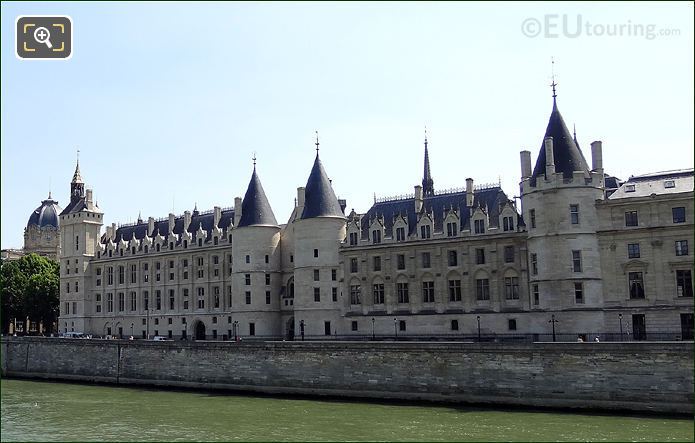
1, 379, 692, 441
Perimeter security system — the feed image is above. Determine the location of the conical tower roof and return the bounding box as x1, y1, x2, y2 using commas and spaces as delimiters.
301, 153, 344, 219
530, 98, 590, 184
237, 166, 278, 227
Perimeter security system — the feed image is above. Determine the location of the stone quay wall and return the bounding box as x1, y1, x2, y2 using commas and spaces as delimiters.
1, 337, 692, 414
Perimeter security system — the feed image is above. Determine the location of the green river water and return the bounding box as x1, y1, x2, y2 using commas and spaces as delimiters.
0, 379, 692, 441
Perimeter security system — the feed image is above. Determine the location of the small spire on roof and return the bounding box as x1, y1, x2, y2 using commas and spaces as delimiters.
550, 57, 558, 102
315, 131, 320, 155
137, 211, 143, 224
252, 151, 257, 169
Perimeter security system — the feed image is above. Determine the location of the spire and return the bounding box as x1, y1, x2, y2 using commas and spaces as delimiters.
69, 150, 85, 204
237, 162, 278, 227
72, 151, 83, 184
137, 211, 143, 224
550, 57, 557, 106
422, 127, 434, 197
301, 139, 344, 220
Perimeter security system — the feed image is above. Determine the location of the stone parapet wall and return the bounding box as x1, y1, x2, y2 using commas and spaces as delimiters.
1, 337, 691, 414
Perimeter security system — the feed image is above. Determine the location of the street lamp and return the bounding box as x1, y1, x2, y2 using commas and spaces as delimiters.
393, 317, 398, 339
371, 317, 375, 341
549, 315, 558, 342
300, 320, 305, 341
476, 316, 481, 342
130, 323, 134, 338
618, 313, 623, 341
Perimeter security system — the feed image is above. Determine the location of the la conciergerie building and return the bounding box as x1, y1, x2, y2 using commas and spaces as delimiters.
57, 92, 694, 341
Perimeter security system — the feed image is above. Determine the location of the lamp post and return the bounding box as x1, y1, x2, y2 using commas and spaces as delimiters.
130, 323, 134, 338
393, 317, 398, 339
476, 315, 481, 342
618, 313, 623, 341
549, 314, 557, 342
300, 320, 305, 341
371, 317, 375, 341
146, 307, 150, 340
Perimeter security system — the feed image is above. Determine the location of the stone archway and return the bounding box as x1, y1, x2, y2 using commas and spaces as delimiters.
194, 320, 206, 340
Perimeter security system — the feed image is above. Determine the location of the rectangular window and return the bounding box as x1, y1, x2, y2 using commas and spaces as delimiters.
130, 291, 137, 311
397, 282, 409, 303
118, 266, 125, 284
629, 272, 645, 299
75, 235, 79, 251
672, 207, 686, 223
474, 219, 485, 234
373, 256, 381, 272
451, 319, 459, 331
373, 284, 384, 304
422, 281, 435, 303
314, 287, 320, 302
420, 224, 431, 239
446, 222, 457, 237
476, 279, 490, 300
314, 249, 319, 258
448, 250, 458, 267
421, 252, 431, 268
448, 279, 462, 302
118, 292, 125, 312
350, 258, 358, 273
627, 243, 641, 259
313, 269, 320, 281
681, 313, 694, 340
249, 323, 255, 336
264, 255, 269, 264
625, 210, 638, 227
332, 287, 338, 302
572, 250, 582, 272
531, 253, 538, 275
475, 248, 485, 265
213, 255, 219, 265
170, 272, 175, 281
331, 269, 337, 281
108, 267, 113, 285
532, 284, 539, 305
245, 291, 251, 304
130, 265, 137, 283
372, 230, 381, 244
399, 320, 406, 332
396, 227, 406, 242
570, 204, 579, 225
265, 290, 271, 305
530, 209, 536, 229
504, 277, 520, 300
245, 274, 251, 285
107, 293, 113, 312
503, 216, 514, 231
675, 240, 689, 256
349, 232, 358, 245
169, 290, 175, 310
676, 270, 693, 297
197, 297, 204, 309
324, 321, 332, 336
350, 285, 361, 305
508, 319, 517, 331
156, 290, 162, 310
574, 282, 584, 304
504, 246, 514, 263
264, 273, 270, 285
397, 254, 405, 270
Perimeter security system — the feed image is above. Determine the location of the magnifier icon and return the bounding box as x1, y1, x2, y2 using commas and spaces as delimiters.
33, 26, 53, 49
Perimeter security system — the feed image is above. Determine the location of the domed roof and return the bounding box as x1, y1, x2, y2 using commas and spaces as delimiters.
27, 194, 63, 229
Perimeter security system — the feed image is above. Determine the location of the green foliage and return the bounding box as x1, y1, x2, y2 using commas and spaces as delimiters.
0, 254, 59, 334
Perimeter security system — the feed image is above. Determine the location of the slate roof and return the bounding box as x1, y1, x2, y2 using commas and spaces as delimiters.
301, 154, 345, 219
238, 167, 278, 227
103, 208, 235, 245
359, 187, 513, 240
27, 195, 63, 229
531, 99, 590, 185
609, 169, 694, 200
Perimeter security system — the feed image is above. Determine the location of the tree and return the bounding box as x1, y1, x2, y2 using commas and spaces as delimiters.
0, 254, 59, 334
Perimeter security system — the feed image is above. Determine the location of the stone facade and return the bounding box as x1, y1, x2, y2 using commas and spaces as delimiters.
57, 95, 694, 340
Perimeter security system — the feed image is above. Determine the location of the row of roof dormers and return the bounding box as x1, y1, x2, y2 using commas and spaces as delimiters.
608, 169, 694, 200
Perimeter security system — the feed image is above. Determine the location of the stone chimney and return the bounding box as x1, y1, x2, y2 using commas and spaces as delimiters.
148, 217, 155, 236
520, 151, 532, 179
184, 210, 192, 231
591, 140, 603, 172
85, 189, 93, 204
168, 213, 175, 233
213, 206, 221, 228
414, 185, 423, 213
106, 225, 113, 240
465, 178, 474, 207
296, 187, 305, 218
544, 137, 555, 177
233, 197, 242, 226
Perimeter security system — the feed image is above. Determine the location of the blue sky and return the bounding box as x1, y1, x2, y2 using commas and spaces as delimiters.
2, 1, 693, 248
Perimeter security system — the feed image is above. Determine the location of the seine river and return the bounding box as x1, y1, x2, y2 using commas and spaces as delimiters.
1, 379, 692, 441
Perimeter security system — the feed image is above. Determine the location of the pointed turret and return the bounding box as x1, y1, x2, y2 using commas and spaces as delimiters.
301, 150, 344, 220
530, 97, 590, 184
237, 163, 278, 227
422, 132, 434, 197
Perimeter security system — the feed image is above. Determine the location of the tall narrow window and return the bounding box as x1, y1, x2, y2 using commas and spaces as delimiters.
373, 284, 384, 304
475, 248, 485, 265
421, 252, 431, 268
448, 280, 462, 301
396, 227, 405, 242
530, 209, 536, 229
75, 235, 79, 251
629, 272, 645, 299
420, 224, 431, 239
350, 258, 358, 273
530, 253, 538, 275
504, 246, 514, 263
373, 256, 381, 272
350, 285, 361, 305
474, 219, 485, 234
372, 230, 381, 244
569, 204, 579, 225
532, 284, 539, 305
422, 281, 434, 303
476, 279, 490, 300
446, 222, 457, 237
447, 250, 458, 266
169, 290, 175, 310
625, 210, 638, 227
574, 282, 584, 304
397, 254, 405, 270
397, 283, 409, 303
572, 250, 582, 272
349, 232, 358, 245
676, 270, 693, 297
502, 216, 514, 231
504, 277, 520, 300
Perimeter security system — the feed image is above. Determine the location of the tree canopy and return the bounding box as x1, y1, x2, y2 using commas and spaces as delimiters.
0, 254, 59, 334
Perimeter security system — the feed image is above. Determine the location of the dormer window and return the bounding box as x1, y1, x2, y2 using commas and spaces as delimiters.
372, 230, 381, 244
474, 219, 485, 234
349, 232, 358, 245
625, 184, 636, 193
396, 227, 406, 242
664, 180, 675, 188
446, 222, 457, 237
420, 225, 431, 239
502, 216, 514, 231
